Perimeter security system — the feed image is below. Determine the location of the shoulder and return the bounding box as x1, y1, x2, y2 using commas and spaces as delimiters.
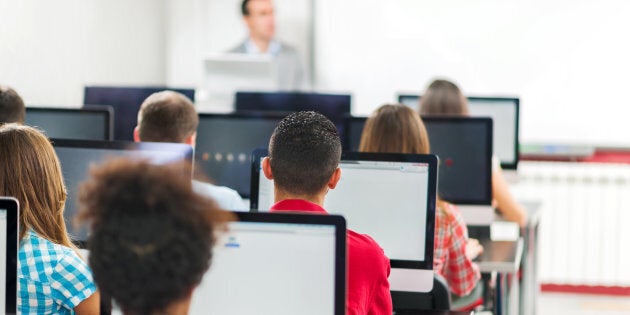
19, 231, 89, 281
347, 230, 388, 266
437, 202, 465, 225
192, 180, 246, 210
227, 40, 248, 53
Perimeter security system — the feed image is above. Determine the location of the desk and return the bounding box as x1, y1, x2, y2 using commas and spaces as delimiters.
518, 201, 542, 315
397, 311, 474, 315
477, 238, 523, 315
469, 200, 542, 315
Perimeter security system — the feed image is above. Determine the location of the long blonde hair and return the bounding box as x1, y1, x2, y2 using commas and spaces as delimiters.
0, 124, 75, 248
359, 104, 430, 154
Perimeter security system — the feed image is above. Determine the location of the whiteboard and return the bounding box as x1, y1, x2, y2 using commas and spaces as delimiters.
314, 0, 630, 146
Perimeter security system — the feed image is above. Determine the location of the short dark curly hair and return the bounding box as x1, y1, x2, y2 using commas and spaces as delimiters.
269, 111, 341, 196
77, 158, 233, 314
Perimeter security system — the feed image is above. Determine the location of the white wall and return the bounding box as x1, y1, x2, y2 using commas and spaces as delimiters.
315, 0, 630, 146
0, 0, 167, 107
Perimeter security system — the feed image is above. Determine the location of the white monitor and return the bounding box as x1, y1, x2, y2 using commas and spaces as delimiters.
188, 212, 347, 315
398, 94, 520, 169
198, 54, 278, 111
0, 198, 18, 315
251, 151, 438, 292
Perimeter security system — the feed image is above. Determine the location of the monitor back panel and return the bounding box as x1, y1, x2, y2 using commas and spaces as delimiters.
25, 107, 113, 141
343, 116, 493, 205
83, 86, 195, 141
234, 91, 351, 135
423, 117, 493, 205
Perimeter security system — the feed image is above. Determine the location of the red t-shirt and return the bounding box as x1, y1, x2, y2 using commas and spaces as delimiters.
270, 199, 393, 315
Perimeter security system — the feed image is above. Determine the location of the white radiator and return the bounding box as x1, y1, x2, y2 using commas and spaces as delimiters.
511, 161, 630, 286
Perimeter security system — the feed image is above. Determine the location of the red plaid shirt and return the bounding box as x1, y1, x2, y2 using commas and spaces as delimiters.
433, 202, 481, 296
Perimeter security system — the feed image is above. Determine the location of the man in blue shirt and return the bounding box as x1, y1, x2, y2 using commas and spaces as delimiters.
134, 91, 247, 210
230, 0, 306, 90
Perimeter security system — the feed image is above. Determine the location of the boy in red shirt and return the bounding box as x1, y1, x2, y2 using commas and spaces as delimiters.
261, 111, 392, 314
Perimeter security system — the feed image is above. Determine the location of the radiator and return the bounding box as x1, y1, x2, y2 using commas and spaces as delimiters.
511, 161, 630, 286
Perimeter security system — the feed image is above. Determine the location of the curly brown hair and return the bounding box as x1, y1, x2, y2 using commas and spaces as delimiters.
77, 158, 233, 314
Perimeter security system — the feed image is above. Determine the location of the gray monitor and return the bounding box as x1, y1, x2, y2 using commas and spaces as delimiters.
25, 106, 113, 141
52, 139, 193, 243
398, 94, 519, 169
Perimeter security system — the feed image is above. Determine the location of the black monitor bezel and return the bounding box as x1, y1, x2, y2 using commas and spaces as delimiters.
196, 112, 288, 198
234, 91, 352, 122
397, 93, 520, 170
231, 211, 347, 315
0, 197, 18, 315
83, 86, 195, 141
250, 149, 438, 270
25, 106, 114, 141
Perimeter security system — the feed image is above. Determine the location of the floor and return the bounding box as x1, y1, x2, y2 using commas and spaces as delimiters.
538, 292, 630, 315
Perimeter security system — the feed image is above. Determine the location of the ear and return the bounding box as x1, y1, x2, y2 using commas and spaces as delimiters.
184, 132, 197, 147
133, 126, 141, 142
262, 157, 274, 180
327, 168, 342, 190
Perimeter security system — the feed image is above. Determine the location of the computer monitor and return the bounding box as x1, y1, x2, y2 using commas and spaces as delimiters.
0, 198, 18, 315
83, 86, 195, 141
195, 112, 285, 198
25, 106, 113, 141
200, 54, 278, 111
397, 94, 520, 169
234, 91, 351, 137
52, 139, 193, 244
188, 212, 347, 315
344, 116, 493, 204
251, 150, 438, 292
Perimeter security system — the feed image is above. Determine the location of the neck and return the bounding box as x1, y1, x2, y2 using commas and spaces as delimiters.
250, 35, 271, 53
274, 187, 326, 207
158, 296, 192, 315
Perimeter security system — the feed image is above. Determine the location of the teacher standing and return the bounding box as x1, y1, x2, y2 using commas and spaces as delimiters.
230, 0, 307, 90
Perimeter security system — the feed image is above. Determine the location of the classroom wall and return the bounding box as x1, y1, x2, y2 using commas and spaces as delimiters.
314, 0, 630, 147
0, 0, 167, 107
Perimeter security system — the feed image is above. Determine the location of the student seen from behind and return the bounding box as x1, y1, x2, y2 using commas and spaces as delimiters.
0, 85, 25, 124
0, 123, 99, 314
420, 79, 528, 227
262, 111, 392, 314
76, 158, 232, 315
359, 104, 483, 310
134, 90, 247, 210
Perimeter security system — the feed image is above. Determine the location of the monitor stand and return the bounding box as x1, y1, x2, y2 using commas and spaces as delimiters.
389, 268, 434, 292
458, 204, 495, 226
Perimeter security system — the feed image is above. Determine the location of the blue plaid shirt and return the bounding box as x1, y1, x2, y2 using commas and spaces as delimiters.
18, 230, 96, 314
